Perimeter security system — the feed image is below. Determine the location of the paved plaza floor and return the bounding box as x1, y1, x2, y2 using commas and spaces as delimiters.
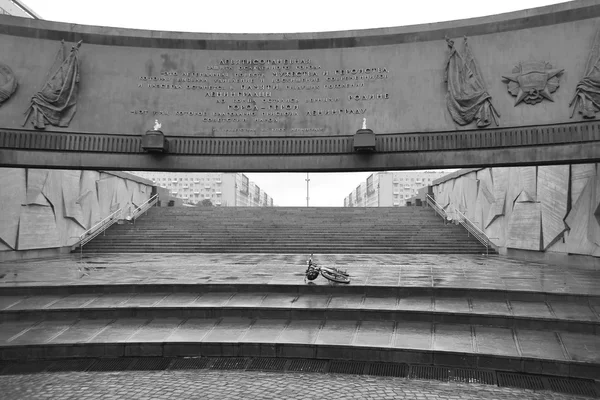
0, 370, 592, 400
0, 253, 599, 295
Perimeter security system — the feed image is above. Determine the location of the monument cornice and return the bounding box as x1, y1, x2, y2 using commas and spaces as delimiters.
0, 1, 598, 49
1, 120, 598, 157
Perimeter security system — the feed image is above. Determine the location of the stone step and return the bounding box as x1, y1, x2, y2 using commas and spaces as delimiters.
144, 219, 437, 222
87, 243, 481, 247
81, 248, 489, 254
88, 243, 476, 247
1, 291, 597, 333
0, 315, 597, 380
89, 234, 480, 240
1, 253, 596, 380
83, 206, 488, 254
83, 245, 485, 249
103, 227, 465, 232
82, 245, 487, 250
86, 238, 483, 244
104, 225, 463, 229
149, 209, 434, 212
90, 238, 476, 243
136, 225, 444, 229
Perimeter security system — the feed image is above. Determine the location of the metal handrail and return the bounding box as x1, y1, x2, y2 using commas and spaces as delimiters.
425, 194, 447, 221
426, 194, 496, 255
454, 207, 497, 255
73, 207, 122, 252
72, 194, 159, 253
128, 194, 159, 223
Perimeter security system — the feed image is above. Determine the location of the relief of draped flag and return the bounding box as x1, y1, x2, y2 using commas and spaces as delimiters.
570, 27, 600, 119
444, 37, 499, 127
0, 63, 17, 105
24, 40, 82, 129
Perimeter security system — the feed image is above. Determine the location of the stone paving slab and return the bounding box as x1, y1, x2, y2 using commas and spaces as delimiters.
0, 370, 592, 400
0, 253, 598, 295
0, 317, 598, 369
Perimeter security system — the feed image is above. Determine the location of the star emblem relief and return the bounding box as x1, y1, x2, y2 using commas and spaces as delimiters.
502, 61, 564, 106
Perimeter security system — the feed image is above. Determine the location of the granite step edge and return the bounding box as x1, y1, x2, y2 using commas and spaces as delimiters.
0, 341, 597, 381
1, 307, 597, 333
1, 284, 597, 301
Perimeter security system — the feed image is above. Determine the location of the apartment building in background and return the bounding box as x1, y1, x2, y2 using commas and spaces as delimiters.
344, 170, 451, 207
0, 0, 40, 18
130, 172, 274, 207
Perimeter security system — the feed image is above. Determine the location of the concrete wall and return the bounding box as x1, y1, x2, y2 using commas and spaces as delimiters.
2, 2, 600, 173
0, 168, 153, 261
154, 185, 183, 207
432, 164, 600, 260
0, 2, 598, 137
406, 186, 431, 207
378, 174, 394, 207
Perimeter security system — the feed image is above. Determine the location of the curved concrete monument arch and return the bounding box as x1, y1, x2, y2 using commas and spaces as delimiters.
0, 0, 600, 171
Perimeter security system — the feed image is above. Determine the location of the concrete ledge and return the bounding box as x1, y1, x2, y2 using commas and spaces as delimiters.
503, 248, 600, 271
1, 342, 597, 380
4, 141, 600, 172
1, 307, 596, 334
0, 283, 596, 302
0, 247, 71, 263
0, 1, 598, 47
2, 121, 600, 171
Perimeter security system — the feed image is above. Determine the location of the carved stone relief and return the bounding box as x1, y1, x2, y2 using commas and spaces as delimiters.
537, 165, 569, 250
506, 202, 541, 251
0, 168, 25, 249
434, 163, 600, 257
444, 36, 500, 127
570, 28, 600, 119
502, 61, 563, 106
24, 40, 82, 129
0, 168, 152, 252
0, 62, 17, 106
485, 167, 509, 228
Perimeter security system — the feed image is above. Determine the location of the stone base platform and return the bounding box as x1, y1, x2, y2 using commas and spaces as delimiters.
0, 253, 598, 393
0, 286, 598, 379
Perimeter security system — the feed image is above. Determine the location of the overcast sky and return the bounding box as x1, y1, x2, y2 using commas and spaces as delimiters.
21, 0, 566, 206
24, 0, 566, 34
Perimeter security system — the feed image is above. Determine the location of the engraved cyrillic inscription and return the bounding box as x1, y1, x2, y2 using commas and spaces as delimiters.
132, 56, 391, 134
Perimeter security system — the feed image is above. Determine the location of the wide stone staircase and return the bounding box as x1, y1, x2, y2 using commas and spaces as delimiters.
80, 207, 492, 254
6, 205, 598, 397
0, 254, 599, 397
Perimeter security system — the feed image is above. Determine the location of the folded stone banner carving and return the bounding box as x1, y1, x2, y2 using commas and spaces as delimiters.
444, 36, 499, 128
0, 62, 17, 106
23, 40, 82, 130
571, 27, 600, 119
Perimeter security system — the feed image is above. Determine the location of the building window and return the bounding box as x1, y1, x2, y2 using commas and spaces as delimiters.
241, 175, 249, 194
366, 175, 374, 195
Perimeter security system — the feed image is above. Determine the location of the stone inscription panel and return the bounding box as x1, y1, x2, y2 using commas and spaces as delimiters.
131, 56, 391, 135
0, 14, 597, 137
